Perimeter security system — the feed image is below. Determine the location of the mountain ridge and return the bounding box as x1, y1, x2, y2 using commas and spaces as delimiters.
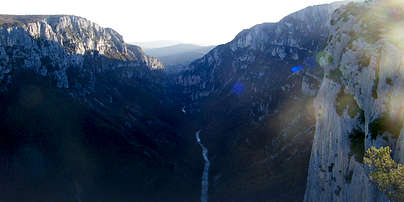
143, 43, 215, 71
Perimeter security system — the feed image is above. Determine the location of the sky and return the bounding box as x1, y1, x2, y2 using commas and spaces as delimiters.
1, 0, 337, 46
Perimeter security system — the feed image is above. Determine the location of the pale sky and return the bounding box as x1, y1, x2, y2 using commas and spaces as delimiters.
1, 0, 337, 45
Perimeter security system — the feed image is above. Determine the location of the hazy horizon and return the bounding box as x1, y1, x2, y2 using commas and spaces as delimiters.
2, 0, 338, 46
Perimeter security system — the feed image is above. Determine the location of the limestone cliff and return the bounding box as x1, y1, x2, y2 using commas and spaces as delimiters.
0, 15, 163, 92
305, 1, 404, 201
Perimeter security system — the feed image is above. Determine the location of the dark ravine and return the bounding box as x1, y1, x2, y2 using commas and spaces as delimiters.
0, 2, 358, 202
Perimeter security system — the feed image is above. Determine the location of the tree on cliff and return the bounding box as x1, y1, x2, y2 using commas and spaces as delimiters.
364, 146, 404, 201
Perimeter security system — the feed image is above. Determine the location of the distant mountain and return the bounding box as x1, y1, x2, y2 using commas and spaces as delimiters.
131, 40, 182, 49
144, 44, 215, 71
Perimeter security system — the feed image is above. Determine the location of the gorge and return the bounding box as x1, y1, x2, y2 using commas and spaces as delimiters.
0, 0, 403, 202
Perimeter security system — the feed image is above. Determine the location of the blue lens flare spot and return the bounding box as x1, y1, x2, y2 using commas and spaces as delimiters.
291, 65, 304, 73
232, 82, 245, 95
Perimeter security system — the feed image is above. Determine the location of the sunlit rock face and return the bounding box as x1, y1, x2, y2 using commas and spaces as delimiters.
0, 15, 163, 91
177, 3, 342, 103
304, 1, 404, 201
174, 2, 343, 202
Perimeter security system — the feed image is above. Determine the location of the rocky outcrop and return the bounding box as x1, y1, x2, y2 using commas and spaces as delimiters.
304, 1, 404, 201
176, 3, 342, 101
0, 15, 163, 92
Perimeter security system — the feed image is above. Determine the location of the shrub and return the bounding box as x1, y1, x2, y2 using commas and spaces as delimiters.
358, 54, 371, 68
329, 68, 343, 84
372, 75, 379, 99
386, 77, 393, 85
328, 55, 334, 64
364, 146, 404, 201
331, 19, 336, 25
349, 128, 365, 163
369, 113, 403, 140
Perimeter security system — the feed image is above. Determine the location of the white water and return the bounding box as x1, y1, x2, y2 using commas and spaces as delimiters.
195, 130, 210, 202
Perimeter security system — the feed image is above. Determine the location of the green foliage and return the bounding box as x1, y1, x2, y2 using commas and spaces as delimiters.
339, 2, 362, 23
358, 54, 371, 68
372, 54, 381, 99
386, 77, 393, 85
369, 116, 384, 139
347, 32, 359, 50
328, 55, 334, 64
364, 146, 404, 201
331, 19, 336, 25
369, 113, 403, 140
362, 18, 384, 44
372, 74, 379, 99
329, 68, 343, 84
335, 87, 361, 118
349, 128, 365, 163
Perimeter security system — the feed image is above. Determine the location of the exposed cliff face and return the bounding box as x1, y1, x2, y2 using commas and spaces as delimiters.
177, 3, 341, 101
0, 15, 163, 91
174, 3, 344, 202
305, 1, 404, 201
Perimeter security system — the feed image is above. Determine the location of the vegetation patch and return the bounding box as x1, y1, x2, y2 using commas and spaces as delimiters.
339, 2, 362, 23
344, 170, 354, 184
329, 163, 335, 172
349, 128, 365, 163
386, 77, 393, 85
347, 32, 359, 50
364, 146, 404, 201
328, 68, 343, 84
328, 55, 334, 64
362, 21, 383, 44
372, 65, 380, 99
358, 54, 371, 68
331, 18, 336, 26
335, 87, 360, 118
369, 112, 403, 140
335, 186, 342, 196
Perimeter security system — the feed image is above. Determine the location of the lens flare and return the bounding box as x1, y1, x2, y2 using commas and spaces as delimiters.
316, 50, 331, 67
291, 65, 304, 73
232, 82, 245, 96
